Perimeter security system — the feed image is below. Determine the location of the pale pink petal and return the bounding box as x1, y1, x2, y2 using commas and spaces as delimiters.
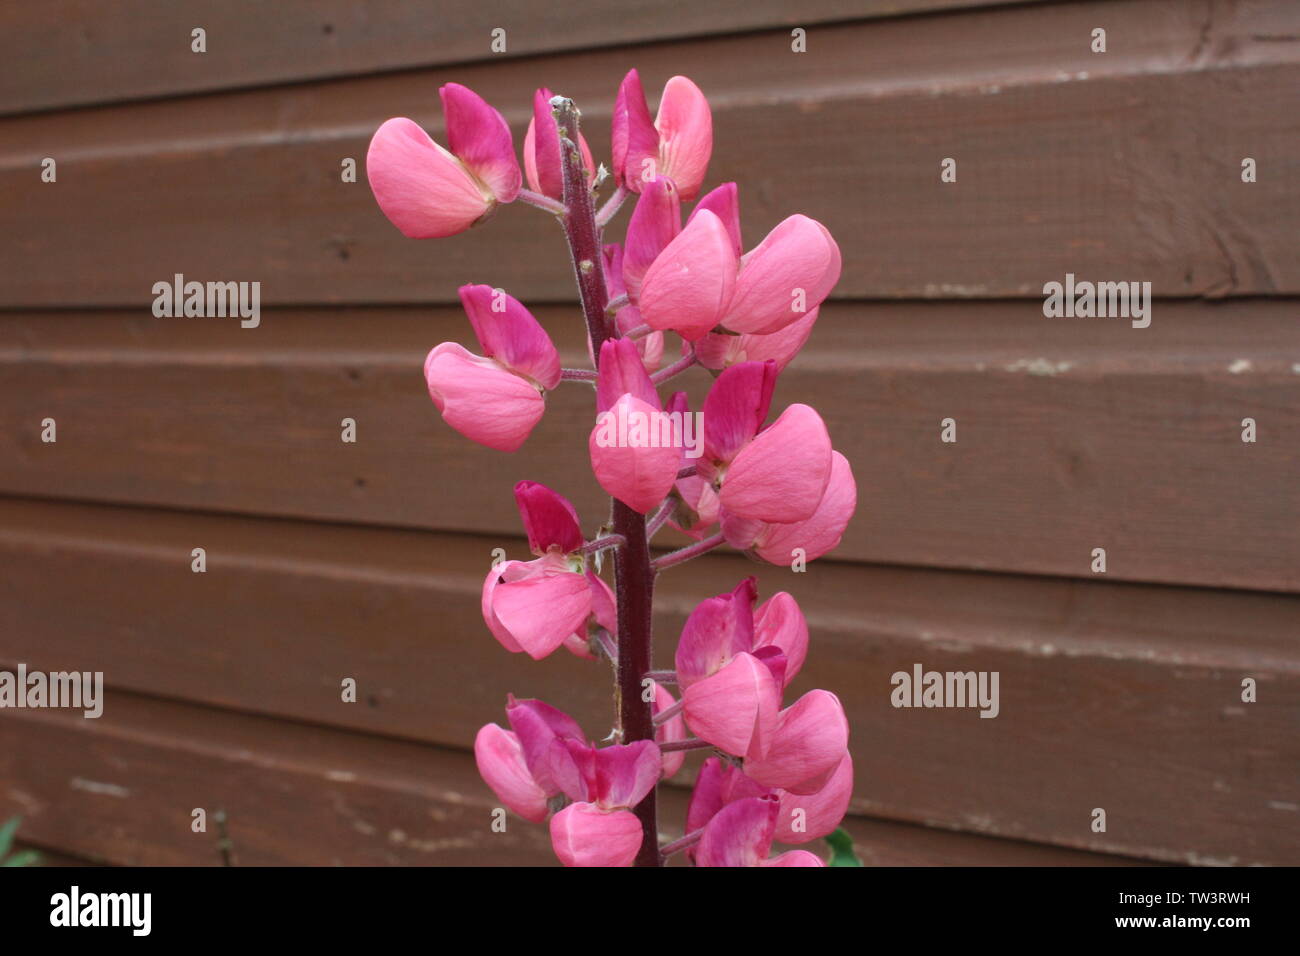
611, 69, 658, 192
762, 850, 826, 867
550, 803, 643, 867
367, 118, 491, 238
593, 740, 662, 810
474, 724, 549, 824
753, 592, 809, 687
424, 343, 544, 452
595, 338, 661, 412
674, 579, 757, 689
751, 451, 857, 564
623, 177, 681, 301
720, 403, 832, 524
491, 564, 592, 660
688, 182, 741, 257
721, 215, 841, 335
439, 82, 521, 202
744, 690, 849, 794
696, 308, 819, 372
653, 683, 687, 778
654, 76, 712, 200
695, 795, 778, 867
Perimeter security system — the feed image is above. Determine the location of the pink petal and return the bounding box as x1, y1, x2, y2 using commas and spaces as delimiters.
775, 753, 853, 843
366, 118, 491, 238
639, 209, 737, 342
701, 361, 779, 468
721, 215, 841, 335
695, 307, 819, 372
654, 76, 712, 201
695, 795, 778, 867
473, 724, 549, 824
481, 560, 529, 653
688, 182, 741, 257
611, 69, 659, 192
685, 756, 769, 835
593, 740, 662, 810
720, 403, 832, 524
589, 393, 681, 514
524, 87, 596, 200
458, 284, 561, 390
623, 177, 681, 301
682, 652, 780, 758
505, 695, 586, 796
753, 592, 809, 687
749, 451, 857, 565
595, 338, 661, 412
762, 850, 826, 867
439, 82, 521, 202
744, 690, 849, 794
513, 480, 583, 556
491, 561, 592, 660
674, 578, 757, 688
550, 803, 643, 867
424, 343, 544, 452
653, 683, 687, 778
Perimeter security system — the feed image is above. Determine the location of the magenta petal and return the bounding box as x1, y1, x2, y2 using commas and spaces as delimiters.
505, 695, 586, 796
611, 69, 659, 192
439, 82, 521, 202
673, 578, 757, 689
775, 752, 853, 843
623, 177, 682, 301
593, 740, 662, 809
491, 562, 592, 660
589, 394, 681, 514
595, 338, 661, 412
744, 690, 849, 794
654, 75, 712, 201
513, 481, 583, 556
682, 652, 780, 758
474, 724, 549, 824
753, 591, 809, 687
366, 118, 490, 238
721, 403, 832, 524
695, 795, 778, 867
639, 209, 737, 342
458, 284, 561, 390
550, 803, 643, 867
701, 361, 779, 467
688, 182, 741, 257
424, 343, 544, 452
524, 87, 595, 199
752, 451, 857, 564
722, 215, 841, 335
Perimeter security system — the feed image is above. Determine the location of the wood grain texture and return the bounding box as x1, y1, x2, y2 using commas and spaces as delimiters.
2, 299, 1296, 591
0, 0, 1038, 116
0, 498, 1294, 863
0, 687, 1151, 866
1, 0, 1296, 305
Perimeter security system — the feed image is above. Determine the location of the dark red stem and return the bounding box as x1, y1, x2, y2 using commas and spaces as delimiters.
552, 95, 661, 867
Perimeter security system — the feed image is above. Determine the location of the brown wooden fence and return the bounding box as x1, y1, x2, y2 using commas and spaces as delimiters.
1, 0, 1296, 865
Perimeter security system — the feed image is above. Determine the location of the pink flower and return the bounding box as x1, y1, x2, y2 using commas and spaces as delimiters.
480, 483, 615, 659
743, 689, 850, 795
719, 214, 841, 336
612, 70, 712, 200
367, 84, 521, 238
674, 579, 783, 758
694, 796, 824, 867
522, 87, 596, 200
549, 739, 662, 867
638, 209, 737, 342
424, 285, 560, 452
700, 362, 833, 525
694, 308, 819, 372
473, 723, 549, 823
722, 450, 857, 565
588, 339, 681, 513
622, 177, 681, 301
602, 244, 663, 371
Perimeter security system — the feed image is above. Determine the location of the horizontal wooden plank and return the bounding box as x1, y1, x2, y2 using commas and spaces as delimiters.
0, 498, 1295, 863
0, 688, 1147, 866
0, 0, 1034, 116
1, 0, 1296, 305
2, 299, 1297, 591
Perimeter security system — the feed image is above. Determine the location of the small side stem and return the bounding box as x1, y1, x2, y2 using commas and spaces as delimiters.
645, 498, 676, 539
650, 349, 697, 385
596, 184, 630, 228
660, 828, 705, 857
652, 532, 726, 572
658, 737, 714, 754
517, 188, 568, 216
560, 367, 598, 383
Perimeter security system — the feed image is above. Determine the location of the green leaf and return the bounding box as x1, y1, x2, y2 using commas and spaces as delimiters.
0, 817, 19, 860
1, 850, 40, 868
824, 827, 862, 867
